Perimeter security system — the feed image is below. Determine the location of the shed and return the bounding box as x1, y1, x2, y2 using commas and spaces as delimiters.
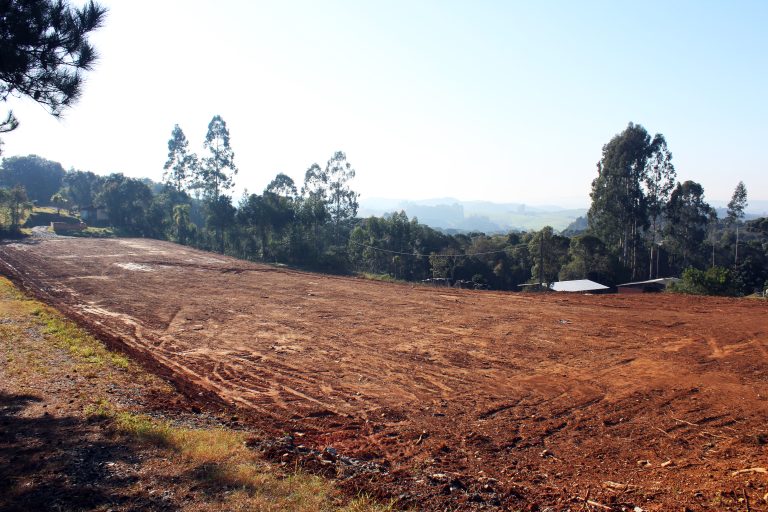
549, 279, 610, 293
616, 277, 680, 294
80, 205, 109, 224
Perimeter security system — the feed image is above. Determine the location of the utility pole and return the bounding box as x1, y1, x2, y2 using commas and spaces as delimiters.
539, 232, 544, 289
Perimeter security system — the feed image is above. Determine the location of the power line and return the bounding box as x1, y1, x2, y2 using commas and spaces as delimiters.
348, 240, 530, 258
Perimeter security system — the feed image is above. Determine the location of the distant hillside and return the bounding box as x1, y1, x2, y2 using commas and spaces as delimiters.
359, 197, 588, 232
710, 199, 768, 217
359, 197, 768, 234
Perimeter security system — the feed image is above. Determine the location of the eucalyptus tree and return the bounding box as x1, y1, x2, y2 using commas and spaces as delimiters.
205, 194, 236, 253
325, 151, 359, 243
644, 135, 676, 278
664, 181, 711, 272
588, 123, 653, 277
300, 162, 329, 254
200, 115, 237, 199
265, 173, 298, 198
588, 123, 677, 279
726, 181, 748, 265
163, 125, 197, 192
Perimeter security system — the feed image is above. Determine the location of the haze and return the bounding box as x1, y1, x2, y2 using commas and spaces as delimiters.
2, 0, 766, 206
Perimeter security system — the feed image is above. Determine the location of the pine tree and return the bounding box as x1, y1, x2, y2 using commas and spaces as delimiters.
0, 0, 107, 150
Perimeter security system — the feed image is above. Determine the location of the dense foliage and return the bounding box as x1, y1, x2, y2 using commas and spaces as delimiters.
0, 0, 107, 150
2, 121, 766, 296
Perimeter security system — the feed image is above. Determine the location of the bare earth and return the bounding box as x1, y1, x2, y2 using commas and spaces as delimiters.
2, 237, 767, 510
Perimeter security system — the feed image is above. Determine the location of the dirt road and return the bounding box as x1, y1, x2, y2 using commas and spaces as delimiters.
1, 237, 767, 510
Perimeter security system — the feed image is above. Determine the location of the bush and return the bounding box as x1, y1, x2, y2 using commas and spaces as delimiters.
671, 266, 737, 296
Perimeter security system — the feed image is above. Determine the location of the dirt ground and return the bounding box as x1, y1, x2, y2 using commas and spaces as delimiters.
0, 275, 390, 512
1, 237, 767, 510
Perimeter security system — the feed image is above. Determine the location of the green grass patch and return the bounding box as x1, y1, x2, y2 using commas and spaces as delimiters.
24, 207, 80, 227
358, 272, 403, 283
66, 226, 115, 238
19, 296, 130, 370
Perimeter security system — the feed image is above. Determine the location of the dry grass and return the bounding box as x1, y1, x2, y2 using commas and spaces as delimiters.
89, 405, 395, 511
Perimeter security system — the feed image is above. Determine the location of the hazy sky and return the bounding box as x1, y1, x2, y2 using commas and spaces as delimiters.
2, 1, 766, 206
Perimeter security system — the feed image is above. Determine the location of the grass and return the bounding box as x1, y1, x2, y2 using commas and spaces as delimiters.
24, 206, 79, 227
83, 400, 395, 511
31, 304, 129, 368
66, 226, 115, 237
357, 272, 404, 283
0, 276, 395, 511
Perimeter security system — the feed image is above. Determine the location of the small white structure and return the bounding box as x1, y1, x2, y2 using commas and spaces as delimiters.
549, 279, 609, 293
616, 277, 680, 294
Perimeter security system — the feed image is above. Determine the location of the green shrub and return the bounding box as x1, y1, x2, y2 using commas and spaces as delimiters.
671, 266, 737, 296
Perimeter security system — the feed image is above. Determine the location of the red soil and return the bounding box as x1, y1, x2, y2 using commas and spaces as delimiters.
2, 237, 767, 510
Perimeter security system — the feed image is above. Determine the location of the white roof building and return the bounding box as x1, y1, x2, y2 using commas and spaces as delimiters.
549, 279, 609, 293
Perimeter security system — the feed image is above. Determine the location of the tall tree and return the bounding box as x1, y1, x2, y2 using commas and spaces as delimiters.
200, 115, 237, 199
665, 181, 711, 271
0, 154, 65, 203
163, 124, 196, 192
205, 194, 235, 253
0, 185, 32, 231
588, 123, 656, 278
0, 0, 107, 150
96, 173, 152, 233
265, 173, 298, 198
726, 181, 748, 265
325, 151, 359, 242
643, 134, 676, 278
706, 208, 719, 268
61, 169, 102, 209
559, 234, 620, 285
300, 163, 329, 254
528, 226, 569, 286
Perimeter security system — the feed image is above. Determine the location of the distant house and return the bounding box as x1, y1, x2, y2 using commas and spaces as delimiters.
79, 205, 109, 224
549, 279, 610, 294
616, 277, 680, 294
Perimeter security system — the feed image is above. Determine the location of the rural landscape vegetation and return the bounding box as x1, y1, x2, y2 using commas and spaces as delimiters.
1, 1, 767, 511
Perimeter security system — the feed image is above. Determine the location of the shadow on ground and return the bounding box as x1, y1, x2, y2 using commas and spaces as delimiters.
0, 391, 176, 511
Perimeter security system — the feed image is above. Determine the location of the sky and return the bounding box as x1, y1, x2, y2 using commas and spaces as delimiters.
2, 0, 766, 208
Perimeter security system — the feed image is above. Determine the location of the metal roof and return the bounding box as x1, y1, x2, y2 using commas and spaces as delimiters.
549, 279, 609, 292
616, 277, 680, 287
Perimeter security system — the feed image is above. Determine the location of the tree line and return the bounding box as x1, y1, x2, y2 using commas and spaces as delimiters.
1, 121, 766, 296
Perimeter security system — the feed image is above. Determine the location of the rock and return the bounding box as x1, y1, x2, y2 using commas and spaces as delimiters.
430, 473, 449, 483
449, 478, 466, 492
322, 446, 338, 461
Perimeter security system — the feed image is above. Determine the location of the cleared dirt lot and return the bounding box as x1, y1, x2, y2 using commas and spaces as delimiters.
2, 237, 767, 510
